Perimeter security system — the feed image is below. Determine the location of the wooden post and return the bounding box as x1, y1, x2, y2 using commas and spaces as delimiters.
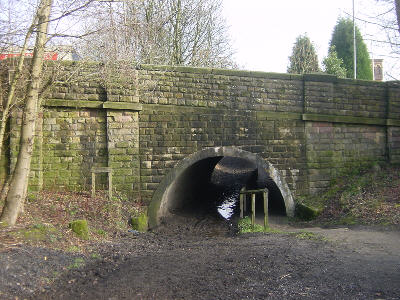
243, 192, 247, 214
108, 169, 113, 200
240, 188, 244, 218
239, 188, 270, 230
91, 172, 96, 198
251, 193, 255, 229
263, 189, 269, 229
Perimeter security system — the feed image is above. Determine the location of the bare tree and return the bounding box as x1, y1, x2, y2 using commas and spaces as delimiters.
0, 0, 98, 225
354, 0, 400, 79
77, 0, 236, 68
395, 0, 400, 33
0, 12, 38, 161
0, 0, 53, 226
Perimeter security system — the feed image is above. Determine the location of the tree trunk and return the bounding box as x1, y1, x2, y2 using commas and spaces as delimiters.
0, 0, 52, 226
395, 0, 400, 35
172, 0, 182, 65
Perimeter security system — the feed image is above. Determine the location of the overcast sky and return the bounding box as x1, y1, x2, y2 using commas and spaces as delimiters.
222, 0, 399, 80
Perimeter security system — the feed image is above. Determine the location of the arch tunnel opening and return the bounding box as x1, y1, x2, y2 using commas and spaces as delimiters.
159, 155, 287, 225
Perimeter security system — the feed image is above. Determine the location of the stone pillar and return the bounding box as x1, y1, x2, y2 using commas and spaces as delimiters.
388, 127, 400, 163
106, 110, 141, 199
387, 82, 400, 163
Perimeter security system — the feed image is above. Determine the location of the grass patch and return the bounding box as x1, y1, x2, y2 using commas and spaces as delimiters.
90, 253, 101, 260
237, 217, 327, 242
238, 217, 284, 234
17, 223, 60, 243
291, 231, 327, 241
67, 257, 85, 270
0, 189, 145, 253
67, 246, 81, 253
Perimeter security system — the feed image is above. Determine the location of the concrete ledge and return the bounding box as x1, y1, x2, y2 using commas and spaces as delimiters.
336, 77, 387, 86
387, 119, 400, 126
257, 111, 302, 120
303, 73, 338, 83
43, 99, 142, 111
103, 102, 142, 111
139, 64, 302, 80
302, 113, 390, 126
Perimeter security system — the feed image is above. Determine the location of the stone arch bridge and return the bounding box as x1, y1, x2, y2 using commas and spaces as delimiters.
1, 64, 399, 227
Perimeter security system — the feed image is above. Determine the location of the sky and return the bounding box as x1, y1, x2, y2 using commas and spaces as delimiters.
222, 0, 399, 79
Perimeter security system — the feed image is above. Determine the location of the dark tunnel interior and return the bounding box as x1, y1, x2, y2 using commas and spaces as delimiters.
166, 156, 287, 220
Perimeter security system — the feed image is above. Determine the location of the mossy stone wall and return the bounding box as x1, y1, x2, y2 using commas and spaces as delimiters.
0, 118, 9, 186
0, 63, 399, 202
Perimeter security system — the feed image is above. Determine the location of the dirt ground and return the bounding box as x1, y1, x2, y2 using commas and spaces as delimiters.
1, 215, 399, 300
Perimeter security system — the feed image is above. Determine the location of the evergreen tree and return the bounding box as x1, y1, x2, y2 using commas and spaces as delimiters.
330, 18, 373, 80
323, 46, 347, 78
287, 34, 320, 74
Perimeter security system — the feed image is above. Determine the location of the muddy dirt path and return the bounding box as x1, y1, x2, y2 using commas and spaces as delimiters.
29, 217, 400, 300
268, 215, 400, 256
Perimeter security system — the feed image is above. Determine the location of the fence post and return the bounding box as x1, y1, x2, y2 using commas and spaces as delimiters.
263, 189, 269, 229
240, 187, 245, 218
91, 172, 96, 198
251, 193, 255, 229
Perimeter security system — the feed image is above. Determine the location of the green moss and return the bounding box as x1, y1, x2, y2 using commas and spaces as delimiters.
131, 211, 148, 232
26, 193, 37, 203
67, 245, 81, 252
0, 221, 9, 228
20, 224, 59, 242
102, 102, 142, 111
295, 203, 322, 221
20, 229, 45, 241
69, 219, 89, 240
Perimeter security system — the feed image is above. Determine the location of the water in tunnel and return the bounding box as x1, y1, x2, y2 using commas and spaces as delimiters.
166, 155, 287, 220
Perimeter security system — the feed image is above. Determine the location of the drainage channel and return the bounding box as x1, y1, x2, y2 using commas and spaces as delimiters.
210, 156, 286, 221
152, 153, 288, 231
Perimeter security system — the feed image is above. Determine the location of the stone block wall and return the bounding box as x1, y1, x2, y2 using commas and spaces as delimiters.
138, 104, 264, 199
255, 113, 307, 195
0, 120, 9, 188
304, 75, 387, 118
41, 108, 108, 189
1, 63, 399, 204
137, 67, 308, 199
107, 110, 140, 196
139, 66, 304, 113
388, 82, 400, 120
306, 122, 387, 194
9, 110, 43, 191
389, 127, 400, 162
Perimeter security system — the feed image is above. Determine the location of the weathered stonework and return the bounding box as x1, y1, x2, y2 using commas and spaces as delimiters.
107, 110, 140, 196
0, 63, 399, 205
